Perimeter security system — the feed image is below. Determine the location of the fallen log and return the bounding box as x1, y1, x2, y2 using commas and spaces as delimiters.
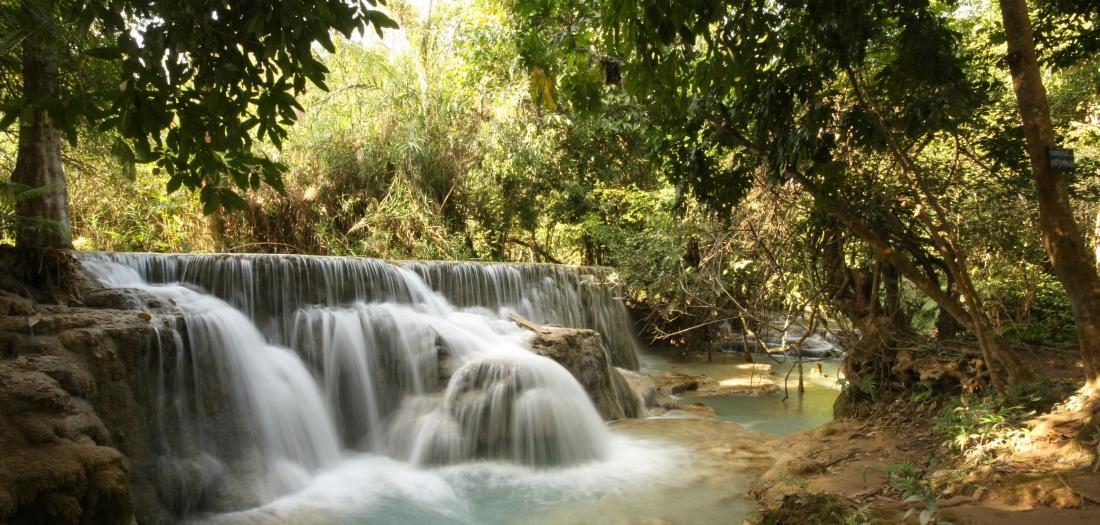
509, 313, 549, 334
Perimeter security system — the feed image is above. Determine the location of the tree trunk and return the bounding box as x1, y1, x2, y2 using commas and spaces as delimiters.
999, 0, 1100, 383
1094, 210, 1100, 272
797, 173, 1026, 393
881, 262, 912, 333
819, 224, 897, 400
12, 3, 71, 250
935, 289, 961, 341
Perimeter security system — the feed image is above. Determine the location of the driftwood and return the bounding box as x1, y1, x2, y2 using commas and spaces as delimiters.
509, 313, 549, 334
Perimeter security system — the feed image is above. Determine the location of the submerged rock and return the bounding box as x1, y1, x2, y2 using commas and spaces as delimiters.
651, 368, 780, 397
528, 326, 643, 420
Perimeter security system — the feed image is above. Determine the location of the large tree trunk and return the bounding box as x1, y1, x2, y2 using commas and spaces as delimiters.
11, 4, 71, 250
935, 288, 961, 341
999, 0, 1100, 383
820, 227, 896, 396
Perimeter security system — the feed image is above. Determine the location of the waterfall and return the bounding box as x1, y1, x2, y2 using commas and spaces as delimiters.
82, 252, 640, 369
79, 253, 641, 519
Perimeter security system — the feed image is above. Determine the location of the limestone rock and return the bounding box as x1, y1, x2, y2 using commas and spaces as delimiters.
651, 368, 779, 397
650, 371, 707, 395
0, 361, 133, 525
618, 368, 678, 412
1, 297, 179, 524
83, 287, 166, 312
528, 326, 643, 420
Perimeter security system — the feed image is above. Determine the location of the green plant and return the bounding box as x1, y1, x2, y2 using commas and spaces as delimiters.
840, 505, 877, 525
859, 376, 879, 401
777, 473, 810, 491
884, 463, 926, 499
933, 396, 1028, 454
910, 381, 937, 403
883, 463, 956, 525
0, 180, 63, 245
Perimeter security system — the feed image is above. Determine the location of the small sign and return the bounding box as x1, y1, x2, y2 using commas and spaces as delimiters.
1047, 147, 1075, 173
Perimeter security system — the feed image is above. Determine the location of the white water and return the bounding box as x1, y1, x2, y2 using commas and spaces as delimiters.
81, 256, 683, 523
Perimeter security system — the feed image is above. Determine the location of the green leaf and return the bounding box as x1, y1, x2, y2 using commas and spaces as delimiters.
0, 109, 19, 131
366, 10, 399, 38
200, 186, 221, 215
219, 189, 249, 211
87, 46, 122, 60
166, 174, 183, 194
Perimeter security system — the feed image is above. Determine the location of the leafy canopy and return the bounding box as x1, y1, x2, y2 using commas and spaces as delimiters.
0, 0, 398, 213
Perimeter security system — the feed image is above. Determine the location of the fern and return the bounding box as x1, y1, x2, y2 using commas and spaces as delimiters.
0, 180, 64, 243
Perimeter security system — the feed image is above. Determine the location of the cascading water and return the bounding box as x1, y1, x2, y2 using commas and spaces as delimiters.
79, 253, 670, 524
83, 252, 640, 370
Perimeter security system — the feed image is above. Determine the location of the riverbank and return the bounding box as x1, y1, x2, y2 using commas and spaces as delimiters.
645, 346, 1100, 525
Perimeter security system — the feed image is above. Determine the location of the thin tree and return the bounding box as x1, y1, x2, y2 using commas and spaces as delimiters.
998, 0, 1100, 384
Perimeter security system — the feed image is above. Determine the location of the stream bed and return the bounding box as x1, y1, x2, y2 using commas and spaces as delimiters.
654, 356, 843, 436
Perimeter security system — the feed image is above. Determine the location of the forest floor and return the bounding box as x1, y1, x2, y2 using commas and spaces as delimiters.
754, 412, 1100, 524
651, 344, 1100, 525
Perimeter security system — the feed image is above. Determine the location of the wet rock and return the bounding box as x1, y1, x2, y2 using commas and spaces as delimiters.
619, 368, 679, 412
651, 371, 706, 395
0, 361, 134, 525
1, 303, 179, 525
83, 287, 164, 311
680, 402, 717, 417
0, 290, 38, 316
528, 326, 642, 420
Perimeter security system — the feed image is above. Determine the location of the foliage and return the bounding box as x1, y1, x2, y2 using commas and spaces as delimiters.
761, 493, 875, 525
0, 0, 398, 215
839, 506, 877, 525
2, 0, 1096, 388
884, 463, 928, 500
933, 395, 1028, 455
0, 179, 62, 244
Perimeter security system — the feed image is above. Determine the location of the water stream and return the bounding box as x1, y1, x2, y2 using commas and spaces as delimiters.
79, 253, 833, 524
80, 253, 688, 523
640, 351, 841, 436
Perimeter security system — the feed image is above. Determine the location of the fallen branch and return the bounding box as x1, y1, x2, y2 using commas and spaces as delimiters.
509, 313, 549, 334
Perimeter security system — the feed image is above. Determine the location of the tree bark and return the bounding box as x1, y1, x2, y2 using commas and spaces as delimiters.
11, 2, 71, 250
999, 0, 1100, 383
796, 172, 1028, 393
935, 286, 961, 341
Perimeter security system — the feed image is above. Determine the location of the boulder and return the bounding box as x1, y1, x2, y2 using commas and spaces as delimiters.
617, 368, 678, 413
0, 361, 133, 525
83, 287, 166, 312
1, 297, 181, 525
528, 326, 643, 420
650, 371, 708, 395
